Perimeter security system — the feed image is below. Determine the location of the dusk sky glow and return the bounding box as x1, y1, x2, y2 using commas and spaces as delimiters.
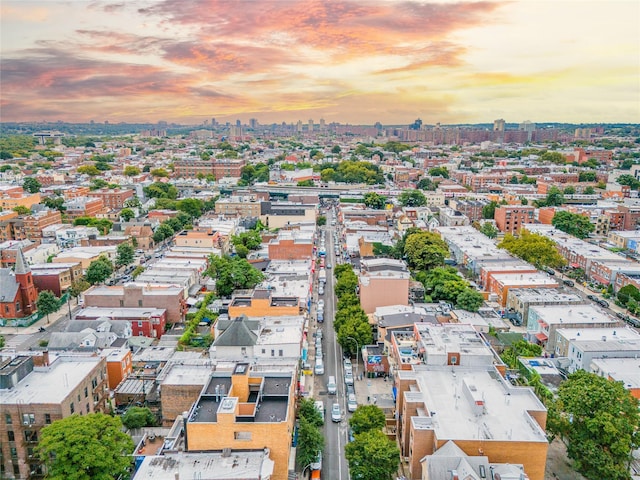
1, 0, 639, 125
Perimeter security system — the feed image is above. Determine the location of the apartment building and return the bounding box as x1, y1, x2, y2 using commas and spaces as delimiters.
0, 186, 41, 211
63, 196, 105, 220
268, 230, 314, 260
487, 272, 559, 306
87, 188, 134, 210
52, 246, 117, 271
260, 202, 316, 230
212, 158, 246, 179
173, 158, 215, 178
75, 306, 167, 339
395, 326, 547, 480
526, 304, 618, 353
228, 289, 300, 318
30, 262, 83, 297
184, 363, 295, 480
494, 205, 535, 234
359, 258, 410, 314
21, 209, 62, 240
0, 211, 21, 242
83, 283, 186, 324
0, 354, 108, 479
505, 288, 584, 326
215, 196, 261, 217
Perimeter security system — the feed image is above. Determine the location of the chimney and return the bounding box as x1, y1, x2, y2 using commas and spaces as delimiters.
42, 350, 50, 367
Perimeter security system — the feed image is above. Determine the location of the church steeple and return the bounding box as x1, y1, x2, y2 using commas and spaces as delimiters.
14, 248, 30, 275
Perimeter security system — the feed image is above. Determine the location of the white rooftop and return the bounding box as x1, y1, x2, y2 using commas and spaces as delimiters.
0, 356, 103, 405
530, 304, 617, 326
556, 326, 640, 343
78, 306, 165, 319
591, 357, 640, 390
410, 365, 547, 443
415, 323, 495, 366
491, 272, 558, 287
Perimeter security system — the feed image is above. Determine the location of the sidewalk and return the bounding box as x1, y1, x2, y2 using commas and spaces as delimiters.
0, 299, 75, 337
352, 371, 395, 413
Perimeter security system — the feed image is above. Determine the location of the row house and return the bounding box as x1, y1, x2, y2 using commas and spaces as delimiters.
64, 196, 105, 221
75, 306, 167, 339
87, 188, 134, 210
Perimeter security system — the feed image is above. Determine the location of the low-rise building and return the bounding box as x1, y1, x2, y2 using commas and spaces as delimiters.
64, 196, 105, 220
505, 288, 584, 326
268, 230, 314, 260
359, 258, 410, 314
87, 188, 134, 210
75, 306, 167, 339
30, 262, 83, 296
52, 245, 117, 271
184, 363, 295, 480
0, 354, 108, 479
228, 289, 300, 318
488, 272, 559, 306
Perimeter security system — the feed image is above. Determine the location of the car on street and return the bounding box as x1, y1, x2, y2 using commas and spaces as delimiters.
314, 359, 324, 375
314, 400, 325, 423
311, 451, 322, 471
344, 371, 354, 386
587, 294, 597, 301
597, 299, 609, 308
317, 300, 325, 310
563, 279, 575, 287
346, 384, 355, 396
331, 403, 341, 422
317, 311, 324, 323
347, 394, 358, 412
326, 263, 332, 269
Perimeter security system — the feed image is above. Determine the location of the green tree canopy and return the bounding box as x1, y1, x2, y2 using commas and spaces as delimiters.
177, 198, 204, 218
456, 289, 484, 312
36, 290, 60, 322
563, 185, 576, 195
85, 256, 114, 285
500, 340, 543, 368
552, 211, 595, 239
153, 223, 175, 243
316, 215, 327, 226
119, 208, 135, 222
535, 186, 565, 207
549, 370, 640, 480
13, 205, 31, 215
499, 231, 566, 269
428, 166, 449, 178
298, 398, 324, 428
144, 182, 178, 199
123, 165, 141, 176
77, 165, 101, 176
403, 231, 449, 270
121, 406, 156, 429
23, 177, 42, 193
363, 192, 386, 209
150, 167, 169, 177
232, 230, 263, 250
482, 201, 498, 219
617, 284, 640, 306
297, 416, 324, 471
205, 256, 264, 297
345, 429, 400, 480
579, 171, 597, 182
68, 279, 90, 298
334, 268, 358, 298
37, 413, 134, 480
540, 151, 566, 164
115, 242, 135, 267
479, 222, 498, 239
398, 189, 426, 207
336, 316, 373, 356
349, 405, 386, 435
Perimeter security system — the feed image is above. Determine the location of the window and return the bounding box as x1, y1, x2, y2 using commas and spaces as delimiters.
271, 349, 275, 357
44, 414, 51, 425
234, 431, 252, 440
86, 403, 90, 413
10, 448, 17, 459
92, 378, 98, 389
138, 300, 143, 307
15, 302, 20, 312
24, 430, 38, 443
279, 349, 283, 357
22, 413, 35, 425
70, 403, 75, 414
5, 413, 11, 424
138, 332, 144, 336
119, 300, 124, 307
77, 394, 81, 402
84, 387, 88, 398
7, 431, 15, 441
138, 321, 143, 327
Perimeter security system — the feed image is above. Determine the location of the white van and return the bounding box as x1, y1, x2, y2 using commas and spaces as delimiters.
314, 400, 325, 422
327, 376, 337, 395
314, 358, 324, 375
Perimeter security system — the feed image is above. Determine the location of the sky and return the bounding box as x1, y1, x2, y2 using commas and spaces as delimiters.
1, 0, 639, 125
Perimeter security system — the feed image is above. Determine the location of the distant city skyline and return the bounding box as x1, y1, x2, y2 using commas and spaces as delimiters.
1, 0, 639, 125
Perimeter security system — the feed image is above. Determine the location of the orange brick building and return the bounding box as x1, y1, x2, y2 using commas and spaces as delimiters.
228, 289, 300, 318
268, 238, 313, 260
88, 188, 134, 209
494, 205, 535, 234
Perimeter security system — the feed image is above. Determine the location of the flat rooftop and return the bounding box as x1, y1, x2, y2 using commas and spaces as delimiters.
160, 364, 213, 386
0, 357, 102, 405
556, 326, 639, 343
133, 451, 275, 480
416, 323, 495, 359
591, 357, 640, 390
530, 304, 617, 325
492, 272, 559, 287
412, 365, 547, 442
77, 306, 165, 319
508, 288, 583, 304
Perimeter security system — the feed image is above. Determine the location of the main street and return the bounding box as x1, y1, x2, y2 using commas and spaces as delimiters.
316, 209, 350, 480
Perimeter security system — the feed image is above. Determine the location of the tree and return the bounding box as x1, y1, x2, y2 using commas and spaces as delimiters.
144, 182, 178, 199
120, 208, 135, 222
499, 231, 566, 269
479, 222, 498, 239
579, 171, 597, 182
123, 165, 140, 176
297, 179, 315, 187
317, 215, 327, 226
349, 405, 385, 435
482, 201, 498, 219
398, 189, 426, 207
150, 168, 169, 177
177, 198, 204, 218
36, 290, 60, 323
428, 166, 449, 178
298, 398, 324, 428
206, 256, 265, 297
85, 256, 114, 285
331, 145, 342, 154
337, 317, 373, 355
121, 406, 155, 429
232, 230, 262, 250
584, 186, 596, 195
549, 370, 640, 480
540, 151, 566, 164
153, 223, 175, 243
500, 340, 543, 368
68, 279, 90, 298
403, 232, 449, 270
297, 416, 324, 471
23, 177, 42, 193
124, 196, 142, 209
115, 243, 134, 267
618, 174, 640, 190
563, 185, 576, 195
345, 429, 400, 480
456, 289, 484, 312
552, 211, 595, 239
363, 192, 386, 209
77, 165, 101, 176
37, 413, 134, 480
535, 186, 565, 207
617, 284, 640, 306
334, 269, 358, 299
13, 205, 31, 215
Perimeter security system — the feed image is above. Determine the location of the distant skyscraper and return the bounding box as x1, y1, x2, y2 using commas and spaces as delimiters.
296, 120, 303, 133
493, 119, 505, 132
519, 120, 536, 141
211, 118, 217, 126
250, 118, 258, 129
236, 119, 242, 127
319, 118, 325, 130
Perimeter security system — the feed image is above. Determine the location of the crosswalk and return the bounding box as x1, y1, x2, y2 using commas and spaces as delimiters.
2, 335, 24, 350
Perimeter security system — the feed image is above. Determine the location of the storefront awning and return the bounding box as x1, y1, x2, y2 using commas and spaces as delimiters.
535, 332, 548, 342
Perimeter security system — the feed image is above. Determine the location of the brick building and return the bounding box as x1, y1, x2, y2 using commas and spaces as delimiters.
174, 158, 215, 178
75, 306, 167, 339
268, 232, 314, 260
22, 209, 62, 241
215, 196, 261, 217
0, 354, 108, 479
64, 196, 105, 220
359, 258, 410, 314
0, 250, 38, 319
83, 283, 186, 324
228, 289, 300, 318
212, 158, 246, 179
494, 205, 535, 234
30, 262, 83, 297
0, 186, 41, 211
88, 188, 134, 210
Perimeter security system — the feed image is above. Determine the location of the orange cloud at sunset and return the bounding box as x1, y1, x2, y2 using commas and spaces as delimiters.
0, 0, 638, 124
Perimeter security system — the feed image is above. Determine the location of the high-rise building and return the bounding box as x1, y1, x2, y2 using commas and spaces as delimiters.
493, 118, 505, 132
308, 119, 314, 132
319, 118, 325, 130
249, 118, 258, 129
296, 120, 303, 133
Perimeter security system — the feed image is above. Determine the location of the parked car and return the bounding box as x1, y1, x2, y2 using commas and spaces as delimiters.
598, 299, 609, 308
347, 394, 358, 413
344, 371, 354, 386
327, 376, 337, 395
587, 294, 597, 301
346, 384, 355, 396
314, 400, 325, 423
563, 279, 575, 287
545, 267, 556, 276
317, 300, 325, 310
331, 403, 342, 422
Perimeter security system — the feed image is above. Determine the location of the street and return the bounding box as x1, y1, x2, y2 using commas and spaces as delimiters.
315, 209, 350, 480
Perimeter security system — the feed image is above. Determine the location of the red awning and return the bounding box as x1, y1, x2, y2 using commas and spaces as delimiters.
570, 263, 580, 268
535, 332, 548, 341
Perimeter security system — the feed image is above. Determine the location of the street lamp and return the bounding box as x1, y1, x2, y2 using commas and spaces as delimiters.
345, 336, 359, 379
